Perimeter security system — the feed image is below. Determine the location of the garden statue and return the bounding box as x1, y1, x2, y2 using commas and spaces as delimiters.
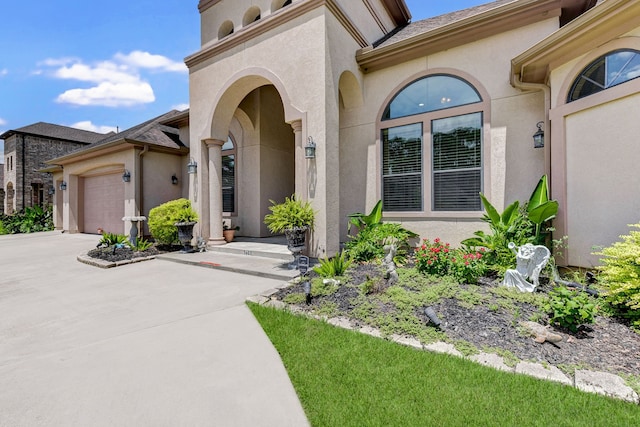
382, 238, 399, 287
502, 242, 550, 292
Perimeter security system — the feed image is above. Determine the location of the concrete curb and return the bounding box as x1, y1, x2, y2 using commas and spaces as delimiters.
249, 287, 640, 405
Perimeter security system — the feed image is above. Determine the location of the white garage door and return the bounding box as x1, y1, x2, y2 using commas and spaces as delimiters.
83, 173, 124, 234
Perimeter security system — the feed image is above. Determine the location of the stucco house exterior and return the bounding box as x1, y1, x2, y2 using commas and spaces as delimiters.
1, 123, 107, 215
46, 0, 640, 268
183, 0, 638, 267
45, 110, 190, 236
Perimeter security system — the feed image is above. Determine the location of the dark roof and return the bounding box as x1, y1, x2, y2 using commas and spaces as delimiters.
376, 0, 516, 49
0, 122, 110, 144
91, 109, 186, 149
53, 110, 187, 162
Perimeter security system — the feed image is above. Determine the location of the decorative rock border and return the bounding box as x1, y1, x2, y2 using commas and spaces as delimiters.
248, 285, 640, 405
77, 252, 156, 269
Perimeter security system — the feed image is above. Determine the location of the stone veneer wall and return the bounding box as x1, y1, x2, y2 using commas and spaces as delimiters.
3, 134, 86, 212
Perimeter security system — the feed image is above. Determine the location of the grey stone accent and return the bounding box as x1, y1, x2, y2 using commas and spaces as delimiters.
515, 361, 572, 385
575, 370, 640, 404
468, 352, 513, 372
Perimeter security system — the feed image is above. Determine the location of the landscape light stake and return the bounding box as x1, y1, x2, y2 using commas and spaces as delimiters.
424, 306, 442, 328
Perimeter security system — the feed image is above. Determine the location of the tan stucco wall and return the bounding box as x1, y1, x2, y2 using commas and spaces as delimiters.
548, 30, 640, 266
190, 7, 342, 255
338, 19, 556, 246
53, 148, 187, 236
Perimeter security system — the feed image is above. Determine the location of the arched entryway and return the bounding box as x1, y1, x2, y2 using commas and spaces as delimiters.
198, 70, 304, 245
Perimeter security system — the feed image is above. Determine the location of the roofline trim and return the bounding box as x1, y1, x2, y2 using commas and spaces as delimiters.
357, 0, 563, 73
511, 0, 640, 85
186, 0, 368, 68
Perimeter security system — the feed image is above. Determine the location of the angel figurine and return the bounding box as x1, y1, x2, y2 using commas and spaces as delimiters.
502, 242, 550, 292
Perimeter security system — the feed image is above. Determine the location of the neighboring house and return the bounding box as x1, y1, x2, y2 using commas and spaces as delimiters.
1, 123, 107, 215
46, 110, 190, 236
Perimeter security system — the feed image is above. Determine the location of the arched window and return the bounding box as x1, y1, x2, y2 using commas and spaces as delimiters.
380, 74, 484, 212
218, 20, 234, 40
271, 0, 292, 13
568, 49, 640, 102
243, 7, 261, 27
222, 136, 236, 214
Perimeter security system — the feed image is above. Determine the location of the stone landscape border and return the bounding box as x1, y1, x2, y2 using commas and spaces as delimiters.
77, 252, 156, 269
247, 282, 640, 405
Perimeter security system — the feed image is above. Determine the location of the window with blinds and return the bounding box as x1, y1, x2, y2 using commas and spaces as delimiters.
432, 113, 482, 211
382, 123, 423, 211
380, 74, 484, 213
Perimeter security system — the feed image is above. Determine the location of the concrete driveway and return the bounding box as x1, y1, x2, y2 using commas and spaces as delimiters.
0, 232, 309, 426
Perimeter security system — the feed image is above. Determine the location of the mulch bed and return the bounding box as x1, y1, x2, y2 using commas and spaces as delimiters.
86, 244, 181, 263
274, 263, 640, 378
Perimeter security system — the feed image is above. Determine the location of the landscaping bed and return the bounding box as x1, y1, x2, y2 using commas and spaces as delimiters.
273, 262, 640, 381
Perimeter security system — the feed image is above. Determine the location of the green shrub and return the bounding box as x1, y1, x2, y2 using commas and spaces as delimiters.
128, 238, 153, 251
99, 232, 128, 246
594, 223, 640, 329
148, 198, 198, 245
0, 205, 54, 234
264, 195, 315, 233
313, 251, 352, 277
345, 222, 414, 263
544, 286, 597, 332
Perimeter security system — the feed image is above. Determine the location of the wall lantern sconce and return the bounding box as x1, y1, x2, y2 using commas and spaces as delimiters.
305, 136, 316, 159
171, 174, 179, 185
187, 158, 198, 174
59, 181, 67, 191
533, 121, 545, 148
122, 170, 131, 183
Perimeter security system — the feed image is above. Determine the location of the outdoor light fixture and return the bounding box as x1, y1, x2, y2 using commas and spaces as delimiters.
303, 281, 311, 305
533, 121, 545, 148
305, 136, 316, 159
187, 158, 198, 174
122, 170, 131, 183
424, 306, 441, 328
59, 181, 67, 191
171, 174, 179, 185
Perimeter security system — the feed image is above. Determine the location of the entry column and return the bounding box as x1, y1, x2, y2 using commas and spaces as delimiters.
204, 138, 226, 246
290, 119, 307, 200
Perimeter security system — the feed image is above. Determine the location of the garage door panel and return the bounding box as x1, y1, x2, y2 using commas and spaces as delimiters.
83, 174, 124, 234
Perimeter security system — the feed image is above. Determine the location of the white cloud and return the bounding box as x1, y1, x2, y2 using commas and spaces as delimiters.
55, 62, 140, 84
70, 121, 118, 134
42, 50, 184, 108
57, 81, 155, 107
0, 117, 7, 126
172, 103, 189, 111
115, 51, 187, 73
0, 69, 7, 77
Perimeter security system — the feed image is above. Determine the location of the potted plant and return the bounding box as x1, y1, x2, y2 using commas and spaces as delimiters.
264, 195, 315, 257
173, 199, 199, 253
223, 222, 239, 243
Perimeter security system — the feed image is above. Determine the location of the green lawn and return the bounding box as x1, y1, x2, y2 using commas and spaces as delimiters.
249, 303, 639, 427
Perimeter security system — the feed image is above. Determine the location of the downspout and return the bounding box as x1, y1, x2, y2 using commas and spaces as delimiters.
138, 144, 149, 236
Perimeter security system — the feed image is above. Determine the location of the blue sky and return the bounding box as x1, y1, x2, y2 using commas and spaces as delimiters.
0, 0, 490, 159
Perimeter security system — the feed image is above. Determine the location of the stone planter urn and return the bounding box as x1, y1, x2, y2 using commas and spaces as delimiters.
175, 221, 197, 253
284, 226, 308, 268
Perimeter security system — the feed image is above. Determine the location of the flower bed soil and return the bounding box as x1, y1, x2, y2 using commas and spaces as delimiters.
274, 263, 640, 378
